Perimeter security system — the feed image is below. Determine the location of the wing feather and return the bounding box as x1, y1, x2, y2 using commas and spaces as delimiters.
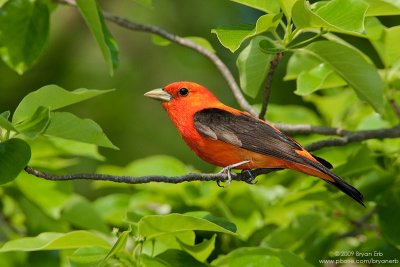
194, 108, 304, 165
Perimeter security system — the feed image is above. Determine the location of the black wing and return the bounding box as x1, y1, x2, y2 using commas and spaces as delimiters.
193, 108, 306, 165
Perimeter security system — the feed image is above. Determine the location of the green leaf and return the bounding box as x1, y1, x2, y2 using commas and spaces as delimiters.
69, 247, 109, 267
14, 106, 50, 139
152, 35, 215, 53
141, 254, 169, 267
75, 0, 119, 75
0, 111, 16, 131
0, 0, 50, 74
365, 17, 400, 67
378, 186, 400, 248
211, 247, 313, 267
62, 195, 109, 233
0, 138, 30, 185
277, 0, 297, 18
300, 41, 384, 113
0, 231, 110, 252
185, 211, 237, 233
13, 85, 114, 124
229, 0, 280, 14
237, 36, 274, 98
333, 146, 376, 178
47, 136, 105, 161
44, 112, 117, 149
212, 13, 281, 52
292, 0, 368, 34
263, 214, 324, 250
137, 214, 237, 240
364, 0, 400, 16
101, 230, 130, 265
285, 52, 346, 95
266, 104, 321, 125
156, 250, 208, 267
177, 234, 216, 262
296, 63, 346, 95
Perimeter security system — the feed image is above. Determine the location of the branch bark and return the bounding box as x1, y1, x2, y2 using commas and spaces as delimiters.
24, 166, 279, 184
389, 98, 400, 118
305, 125, 400, 151
259, 52, 283, 119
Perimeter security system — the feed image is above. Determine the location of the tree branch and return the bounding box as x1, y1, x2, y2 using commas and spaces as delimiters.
259, 52, 283, 119
24, 166, 279, 184
340, 207, 377, 239
55, 0, 258, 116
389, 98, 400, 118
305, 125, 400, 151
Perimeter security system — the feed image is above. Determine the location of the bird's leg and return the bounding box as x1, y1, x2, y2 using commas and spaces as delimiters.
217, 160, 250, 188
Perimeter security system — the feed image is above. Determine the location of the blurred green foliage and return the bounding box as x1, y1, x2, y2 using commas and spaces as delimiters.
1, 0, 400, 266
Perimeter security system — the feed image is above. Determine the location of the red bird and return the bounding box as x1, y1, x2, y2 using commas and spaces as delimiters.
144, 81, 364, 206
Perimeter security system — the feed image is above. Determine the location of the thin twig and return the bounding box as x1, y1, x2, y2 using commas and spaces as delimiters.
259, 52, 283, 119
389, 98, 400, 118
55, 0, 258, 116
24, 166, 279, 184
305, 125, 400, 151
274, 123, 348, 136
340, 207, 377, 238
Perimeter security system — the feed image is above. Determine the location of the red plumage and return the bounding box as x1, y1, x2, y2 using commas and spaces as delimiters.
145, 81, 364, 206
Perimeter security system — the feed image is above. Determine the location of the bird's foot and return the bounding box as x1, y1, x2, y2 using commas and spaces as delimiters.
240, 169, 257, 184
217, 160, 250, 188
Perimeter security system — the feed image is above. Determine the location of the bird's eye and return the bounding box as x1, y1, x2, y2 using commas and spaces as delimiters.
178, 88, 189, 97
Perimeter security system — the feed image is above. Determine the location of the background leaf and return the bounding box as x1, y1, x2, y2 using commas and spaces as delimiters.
0, 0, 49, 74
0, 138, 30, 185
14, 106, 50, 139
44, 112, 117, 149
292, 0, 368, 34
212, 14, 281, 52
62, 195, 109, 233
211, 247, 313, 267
13, 85, 114, 124
365, 17, 400, 67
75, 0, 119, 75
229, 0, 280, 14
0, 111, 16, 131
137, 214, 237, 239
301, 41, 384, 113
378, 186, 400, 248
0, 231, 110, 252
236, 36, 274, 98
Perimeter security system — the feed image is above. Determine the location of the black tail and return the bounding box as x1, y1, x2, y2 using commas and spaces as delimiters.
305, 157, 365, 207
324, 172, 365, 207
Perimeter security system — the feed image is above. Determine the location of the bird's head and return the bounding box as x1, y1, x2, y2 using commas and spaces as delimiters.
144, 81, 220, 114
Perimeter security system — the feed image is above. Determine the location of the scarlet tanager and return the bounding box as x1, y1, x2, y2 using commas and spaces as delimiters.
144, 81, 364, 206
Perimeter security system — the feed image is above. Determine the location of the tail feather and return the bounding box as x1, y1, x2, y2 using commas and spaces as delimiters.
304, 156, 364, 207
324, 172, 365, 207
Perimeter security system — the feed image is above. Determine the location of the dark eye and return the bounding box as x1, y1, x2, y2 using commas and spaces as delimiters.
178, 88, 189, 97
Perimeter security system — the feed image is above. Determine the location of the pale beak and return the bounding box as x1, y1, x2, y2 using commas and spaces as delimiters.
144, 88, 172, 102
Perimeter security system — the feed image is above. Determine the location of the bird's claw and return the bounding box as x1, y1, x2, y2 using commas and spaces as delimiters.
217, 160, 250, 188
240, 169, 257, 185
